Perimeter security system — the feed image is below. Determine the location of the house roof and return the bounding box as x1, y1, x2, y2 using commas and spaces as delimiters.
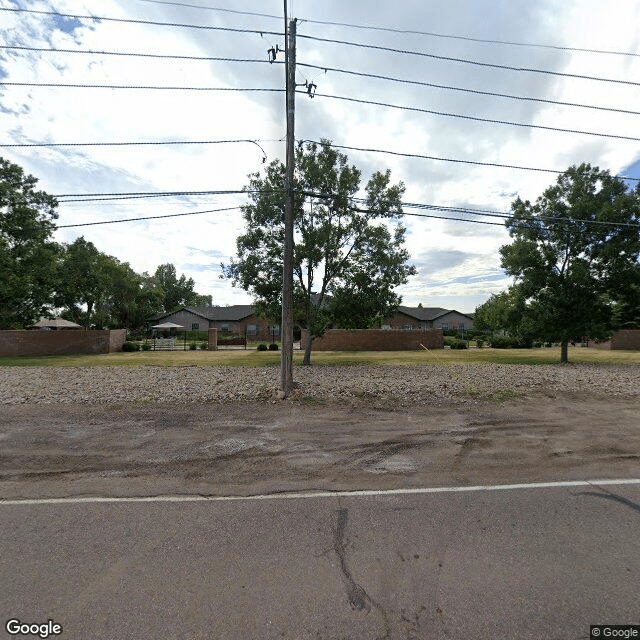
398, 307, 475, 322
397, 306, 451, 321
30, 317, 83, 329
192, 305, 255, 321
150, 305, 256, 323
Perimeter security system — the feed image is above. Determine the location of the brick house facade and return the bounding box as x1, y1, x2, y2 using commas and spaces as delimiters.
383, 306, 474, 332
149, 306, 279, 341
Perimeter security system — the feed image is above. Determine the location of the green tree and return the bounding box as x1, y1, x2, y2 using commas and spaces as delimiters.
153, 263, 202, 313
474, 289, 523, 335
55, 237, 110, 326
222, 140, 416, 365
0, 158, 60, 328
500, 163, 640, 362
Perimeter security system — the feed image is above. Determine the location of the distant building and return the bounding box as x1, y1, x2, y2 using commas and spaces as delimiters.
383, 306, 474, 332
148, 306, 279, 340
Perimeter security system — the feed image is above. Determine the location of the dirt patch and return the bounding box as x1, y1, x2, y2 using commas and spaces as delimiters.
1, 391, 639, 500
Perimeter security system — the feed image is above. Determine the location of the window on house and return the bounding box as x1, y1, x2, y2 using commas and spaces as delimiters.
270, 325, 281, 336
246, 324, 257, 336
441, 323, 449, 331
403, 324, 413, 330
191, 323, 199, 330
459, 324, 466, 332
220, 324, 230, 333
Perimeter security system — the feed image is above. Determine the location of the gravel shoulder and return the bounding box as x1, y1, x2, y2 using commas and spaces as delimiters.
2, 362, 639, 405
1, 363, 639, 500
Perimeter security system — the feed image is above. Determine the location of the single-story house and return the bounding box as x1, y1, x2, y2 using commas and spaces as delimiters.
383, 306, 474, 332
149, 306, 279, 341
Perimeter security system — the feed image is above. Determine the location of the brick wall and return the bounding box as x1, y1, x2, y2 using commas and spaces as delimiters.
0, 329, 129, 357
587, 331, 640, 350
301, 328, 444, 351
611, 330, 640, 350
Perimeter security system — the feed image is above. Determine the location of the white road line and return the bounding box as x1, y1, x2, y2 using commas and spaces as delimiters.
1, 478, 639, 506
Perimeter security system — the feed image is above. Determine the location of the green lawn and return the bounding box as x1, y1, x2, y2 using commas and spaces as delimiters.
1, 347, 639, 367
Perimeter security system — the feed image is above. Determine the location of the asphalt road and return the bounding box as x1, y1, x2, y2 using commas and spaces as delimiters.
2, 482, 639, 640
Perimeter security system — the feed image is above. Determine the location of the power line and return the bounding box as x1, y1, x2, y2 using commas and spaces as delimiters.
298, 18, 640, 59
0, 7, 282, 36
0, 45, 276, 64
298, 139, 640, 183
55, 205, 242, 228
56, 195, 640, 229
2, 139, 282, 150
129, 0, 639, 59
54, 189, 262, 203
303, 92, 640, 143
396, 201, 640, 229
54, 190, 252, 197
296, 62, 640, 117
1, 82, 283, 92
133, 0, 282, 21
297, 34, 640, 87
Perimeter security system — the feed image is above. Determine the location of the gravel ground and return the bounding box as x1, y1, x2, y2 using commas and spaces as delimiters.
1, 363, 639, 405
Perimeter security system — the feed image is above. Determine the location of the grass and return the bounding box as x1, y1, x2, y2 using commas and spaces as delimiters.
1, 346, 640, 367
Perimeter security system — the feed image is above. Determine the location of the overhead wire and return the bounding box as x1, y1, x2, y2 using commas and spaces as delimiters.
1, 139, 282, 149
133, 0, 282, 21
0, 7, 282, 36
297, 33, 640, 87
1, 42, 634, 116
1, 82, 283, 92
0, 45, 278, 64
301, 92, 640, 143
297, 140, 640, 183
298, 19, 640, 58
129, 0, 640, 58
54, 189, 263, 202
54, 190, 640, 230
296, 62, 640, 117
55, 205, 243, 228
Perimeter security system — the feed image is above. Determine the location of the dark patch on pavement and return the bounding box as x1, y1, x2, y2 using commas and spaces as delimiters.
576, 490, 640, 515
333, 508, 391, 638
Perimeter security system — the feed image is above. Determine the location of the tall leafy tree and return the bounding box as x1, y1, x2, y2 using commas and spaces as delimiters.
0, 158, 60, 328
55, 237, 110, 326
222, 140, 416, 364
500, 163, 640, 362
473, 290, 522, 335
153, 263, 202, 313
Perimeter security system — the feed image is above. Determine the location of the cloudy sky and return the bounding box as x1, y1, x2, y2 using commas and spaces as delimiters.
2, 0, 640, 314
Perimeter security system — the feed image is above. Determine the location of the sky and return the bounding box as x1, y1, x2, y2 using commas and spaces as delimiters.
1, 0, 640, 314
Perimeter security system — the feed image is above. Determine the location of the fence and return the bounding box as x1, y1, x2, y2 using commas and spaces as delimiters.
300, 328, 444, 351
0, 329, 127, 357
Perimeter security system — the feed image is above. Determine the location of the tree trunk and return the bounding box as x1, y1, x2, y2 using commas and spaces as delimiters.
560, 340, 569, 363
303, 335, 314, 366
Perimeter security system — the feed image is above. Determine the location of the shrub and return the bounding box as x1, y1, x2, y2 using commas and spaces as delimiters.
122, 341, 139, 352
200, 342, 208, 350
141, 341, 152, 351
476, 339, 484, 348
256, 343, 268, 351
268, 343, 279, 351
489, 336, 533, 349
189, 342, 197, 350
444, 338, 468, 349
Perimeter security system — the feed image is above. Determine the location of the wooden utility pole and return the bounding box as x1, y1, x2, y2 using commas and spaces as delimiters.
280, 13, 296, 398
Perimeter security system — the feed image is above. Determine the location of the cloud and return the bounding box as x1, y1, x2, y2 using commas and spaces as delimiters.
2, 0, 639, 313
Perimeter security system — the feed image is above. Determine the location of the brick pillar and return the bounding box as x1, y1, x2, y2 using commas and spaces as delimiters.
208, 328, 218, 351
